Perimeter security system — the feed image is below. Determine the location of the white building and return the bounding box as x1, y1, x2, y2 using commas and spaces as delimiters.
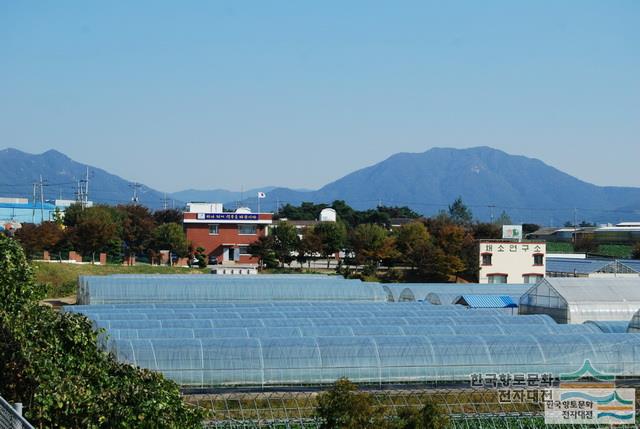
478, 241, 546, 284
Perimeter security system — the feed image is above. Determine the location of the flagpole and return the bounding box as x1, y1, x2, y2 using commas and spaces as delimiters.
257, 195, 260, 214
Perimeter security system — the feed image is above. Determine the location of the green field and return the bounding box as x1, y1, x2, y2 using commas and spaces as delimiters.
34, 261, 208, 299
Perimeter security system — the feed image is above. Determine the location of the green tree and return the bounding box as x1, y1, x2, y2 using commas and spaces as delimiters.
391, 402, 449, 429
448, 197, 473, 226
350, 223, 398, 267
493, 210, 512, 226
248, 235, 277, 268
117, 204, 156, 257
297, 227, 322, 268
70, 205, 121, 262
395, 221, 431, 269
61, 202, 85, 227
313, 221, 347, 268
271, 222, 300, 267
316, 378, 385, 429
0, 234, 204, 428
152, 223, 189, 263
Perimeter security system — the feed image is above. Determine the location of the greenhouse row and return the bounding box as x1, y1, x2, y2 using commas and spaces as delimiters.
77, 274, 534, 305
104, 333, 640, 387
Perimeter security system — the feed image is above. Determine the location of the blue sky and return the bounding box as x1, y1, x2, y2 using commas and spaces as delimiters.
1, 1, 638, 192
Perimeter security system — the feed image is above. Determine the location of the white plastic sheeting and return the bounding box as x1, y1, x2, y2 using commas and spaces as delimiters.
519, 277, 640, 324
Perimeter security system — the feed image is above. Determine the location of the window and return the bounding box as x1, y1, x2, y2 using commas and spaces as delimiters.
208, 224, 219, 235
239, 245, 251, 255
481, 253, 492, 266
488, 274, 508, 284
523, 274, 543, 284
533, 253, 544, 266
238, 224, 257, 235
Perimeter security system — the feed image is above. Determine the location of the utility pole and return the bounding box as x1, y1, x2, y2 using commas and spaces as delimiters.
573, 208, 578, 244
32, 182, 37, 223
84, 167, 89, 208
130, 182, 142, 205
489, 205, 496, 223
162, 193, 169, 210
39, 175, 45, 222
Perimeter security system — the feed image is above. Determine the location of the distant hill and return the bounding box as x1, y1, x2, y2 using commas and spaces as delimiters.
169, 187, 278, 206
235, 147, 640, 224
0, 148, 171, 208
2, 147, 639, 224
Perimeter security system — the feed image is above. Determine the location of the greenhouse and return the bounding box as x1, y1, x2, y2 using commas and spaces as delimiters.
104, 333, 640, 387
628, 308, 640, 333
384, 283, 531, 304
583, 320, 630, 333
77, 275, 386, 304
519, 277, 640, 324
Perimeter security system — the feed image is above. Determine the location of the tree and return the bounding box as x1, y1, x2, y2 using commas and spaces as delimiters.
70, 205, 120, 262
395, 221, 431, 269
350, 224, 398, 267
632, 243, 640, 260
61, 202, 85, 227
392, 402, 449, 429
493, 210, 512, 226
153, 208, 183, 225
297, 227, 322, 268
316, 378, 385, 429
313, 221, 347, 268
271, 222, 299, 267
14, 222, 64, 259
152, 223, 189, 263
117, 204, 155, 257
448, 197, 473, 226
0, 234, 204, 428
248, 235, 277, 269
13, 223, 40, 258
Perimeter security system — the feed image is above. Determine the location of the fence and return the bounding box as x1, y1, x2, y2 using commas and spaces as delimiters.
189, 387, 640, 429
0, 396, 33, 429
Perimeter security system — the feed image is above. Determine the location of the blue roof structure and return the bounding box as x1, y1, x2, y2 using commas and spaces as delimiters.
454, 295, 518, 308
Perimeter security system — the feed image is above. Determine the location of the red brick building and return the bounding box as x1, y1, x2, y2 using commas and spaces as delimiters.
183, 203, 272, 265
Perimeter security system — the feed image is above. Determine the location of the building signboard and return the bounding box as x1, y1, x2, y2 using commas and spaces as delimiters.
196, 213, 260, 221
502, 225, 523, 241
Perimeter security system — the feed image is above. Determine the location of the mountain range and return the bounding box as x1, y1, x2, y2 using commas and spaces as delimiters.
1, 147, 639, 224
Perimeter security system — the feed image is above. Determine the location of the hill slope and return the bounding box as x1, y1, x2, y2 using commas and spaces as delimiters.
239, 147, 640, 224
0, 148, 171, 208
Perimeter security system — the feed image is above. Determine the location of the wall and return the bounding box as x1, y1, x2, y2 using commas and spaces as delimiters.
479, 241, 546, 284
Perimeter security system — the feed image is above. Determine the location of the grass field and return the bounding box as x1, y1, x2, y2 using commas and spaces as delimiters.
34, 261, 208, 299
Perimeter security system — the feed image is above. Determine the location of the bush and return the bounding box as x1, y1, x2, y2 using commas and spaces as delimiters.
0, 235, 204, 428
316, 378, 385, 429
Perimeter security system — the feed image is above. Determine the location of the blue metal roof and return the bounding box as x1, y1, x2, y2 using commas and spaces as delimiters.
455, 295, 518, 308
545, 258, 612, 275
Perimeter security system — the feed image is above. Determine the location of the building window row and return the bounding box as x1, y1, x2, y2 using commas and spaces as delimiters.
481, 252, 544, 267
208, 224, 258, 236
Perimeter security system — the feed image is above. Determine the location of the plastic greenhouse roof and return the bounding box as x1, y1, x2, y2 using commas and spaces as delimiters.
545, 258, 612, 275
455, 295, 518, 308
583, 320, 630, 333
383, 283, 531, 303
539, 278, 640, 303
77, 275, 388, 304
105, 333, 640, 387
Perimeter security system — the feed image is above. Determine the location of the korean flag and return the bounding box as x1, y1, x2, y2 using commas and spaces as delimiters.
257, 192, 266, 199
